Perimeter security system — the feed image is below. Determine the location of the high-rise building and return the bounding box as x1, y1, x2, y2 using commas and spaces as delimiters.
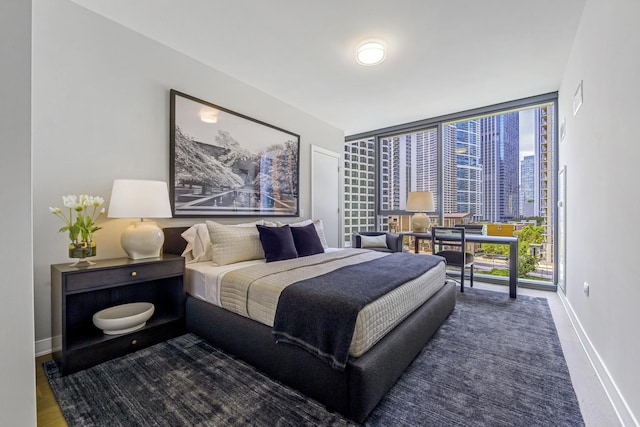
380, 130, 440, 212
480, 113, 520, 222
387, 134, 410, 211
520, 155, 535, 217
412, 130, 440, 201
445, 120, 482, 220
534, 105, 554, 262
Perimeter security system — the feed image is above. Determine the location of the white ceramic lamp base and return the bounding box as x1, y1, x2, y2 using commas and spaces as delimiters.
121, 220, 165, 259
411, 212, 431, 233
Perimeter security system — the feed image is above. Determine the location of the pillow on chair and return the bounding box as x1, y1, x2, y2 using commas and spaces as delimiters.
360, 234, 388, 249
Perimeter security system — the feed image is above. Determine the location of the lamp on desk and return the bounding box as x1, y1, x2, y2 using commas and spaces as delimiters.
108, 179, 172, 259
406, 191, 434, 233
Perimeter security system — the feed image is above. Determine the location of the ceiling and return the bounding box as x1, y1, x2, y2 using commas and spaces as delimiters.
72, 0, 586, 136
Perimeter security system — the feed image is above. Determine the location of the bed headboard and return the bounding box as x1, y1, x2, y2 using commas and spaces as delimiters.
162, 227, 190, 256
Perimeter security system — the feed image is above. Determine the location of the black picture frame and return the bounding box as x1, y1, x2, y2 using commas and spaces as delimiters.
169, 90, 300, 217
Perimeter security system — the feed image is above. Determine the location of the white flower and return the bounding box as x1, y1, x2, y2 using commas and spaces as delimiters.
50, 194, 106, 243
79, 195, 104, 207
62, 195, 78, 208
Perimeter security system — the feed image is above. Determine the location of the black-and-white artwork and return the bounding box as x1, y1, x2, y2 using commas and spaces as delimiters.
170, 90, 300, 217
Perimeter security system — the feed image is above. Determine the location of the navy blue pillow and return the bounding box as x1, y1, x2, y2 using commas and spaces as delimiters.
256, 224, 298, 262
290, 223, 325, 257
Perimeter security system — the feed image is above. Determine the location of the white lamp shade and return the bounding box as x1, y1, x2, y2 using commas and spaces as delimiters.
108, 179, 172, 259
108, 179, 172, 219
406, 191, 434, 212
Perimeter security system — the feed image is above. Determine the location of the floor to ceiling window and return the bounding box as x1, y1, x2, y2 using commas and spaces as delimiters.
443, 104, 555, 282
344, 94, 557, 286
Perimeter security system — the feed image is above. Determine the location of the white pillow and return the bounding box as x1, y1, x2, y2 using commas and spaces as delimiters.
181, 220, 264, 264
311, 219, 329, 249
206, 220, 265, 265
283, 219, 313, 227
235, 220, 265, 227
360, 234, 388, 249
181, 223, 212, 264
275, 219, 329, 249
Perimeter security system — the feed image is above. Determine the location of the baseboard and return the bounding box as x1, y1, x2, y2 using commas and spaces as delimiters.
558, 291, 638, 427
35, 337, 52, 357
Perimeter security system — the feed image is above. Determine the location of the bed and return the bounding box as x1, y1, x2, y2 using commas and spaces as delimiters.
163, 224, 456, 423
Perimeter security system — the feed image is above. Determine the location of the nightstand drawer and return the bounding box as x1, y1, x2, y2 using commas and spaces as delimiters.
65, 259, 183, 293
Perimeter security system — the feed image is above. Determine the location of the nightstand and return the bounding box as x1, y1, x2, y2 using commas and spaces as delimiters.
51, 254, 185, 375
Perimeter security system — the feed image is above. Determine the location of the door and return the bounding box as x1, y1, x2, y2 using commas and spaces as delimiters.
311, 145, 342, 247
557, 165, 566, 294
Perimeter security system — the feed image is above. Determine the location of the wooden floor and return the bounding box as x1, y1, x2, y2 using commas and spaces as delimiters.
35, 354, 67, 427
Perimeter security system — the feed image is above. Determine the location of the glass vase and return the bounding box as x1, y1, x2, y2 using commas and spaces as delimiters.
69, 241, 97, 266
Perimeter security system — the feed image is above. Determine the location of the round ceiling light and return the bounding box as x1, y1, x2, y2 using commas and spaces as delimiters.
356, 40, 386, 66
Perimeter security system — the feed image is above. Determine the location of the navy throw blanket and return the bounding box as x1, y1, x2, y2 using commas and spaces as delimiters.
272, 252, 444, 370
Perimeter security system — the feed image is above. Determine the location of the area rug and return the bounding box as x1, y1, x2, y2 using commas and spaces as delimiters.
44, 288, 584, 426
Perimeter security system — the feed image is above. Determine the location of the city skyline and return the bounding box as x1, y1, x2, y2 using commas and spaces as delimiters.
343, 103, 554, 250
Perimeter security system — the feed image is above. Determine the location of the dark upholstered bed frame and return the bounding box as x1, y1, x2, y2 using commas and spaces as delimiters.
163, 227, 456, 423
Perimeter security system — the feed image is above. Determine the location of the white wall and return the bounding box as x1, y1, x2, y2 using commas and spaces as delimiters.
559, 0, 640, 424
0, 0, 37, 425
32, 0, 344, 349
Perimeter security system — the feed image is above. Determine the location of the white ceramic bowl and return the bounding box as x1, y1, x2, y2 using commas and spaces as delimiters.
92, 302, 155, 335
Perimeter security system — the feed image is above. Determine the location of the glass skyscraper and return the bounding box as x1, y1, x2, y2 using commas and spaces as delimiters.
480, 113, 520, 222
445, 120, 482, 219
520, 154, 535, 217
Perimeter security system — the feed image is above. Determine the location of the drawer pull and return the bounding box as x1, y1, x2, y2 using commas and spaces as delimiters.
131, 339, 138, 345
131, 271, 137, 277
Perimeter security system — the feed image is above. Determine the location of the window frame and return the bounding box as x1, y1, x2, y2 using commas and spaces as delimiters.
345, 92, 559, 289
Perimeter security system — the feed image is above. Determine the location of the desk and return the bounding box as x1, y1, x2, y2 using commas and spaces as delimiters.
400, 232, 518, 298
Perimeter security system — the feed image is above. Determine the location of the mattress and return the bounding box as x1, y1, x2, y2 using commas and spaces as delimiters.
185, 248, 445, 357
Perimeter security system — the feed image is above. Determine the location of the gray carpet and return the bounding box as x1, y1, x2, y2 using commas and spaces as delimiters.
44, 288, 584, 426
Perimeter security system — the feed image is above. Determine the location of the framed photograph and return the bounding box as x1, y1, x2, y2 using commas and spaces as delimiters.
170, 90, 300, 217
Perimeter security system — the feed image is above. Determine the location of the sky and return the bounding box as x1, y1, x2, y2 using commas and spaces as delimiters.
519, 108, 535, 161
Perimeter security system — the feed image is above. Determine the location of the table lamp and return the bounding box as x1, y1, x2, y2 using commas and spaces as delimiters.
108, 179, 172, 259
406, 191, 434, 233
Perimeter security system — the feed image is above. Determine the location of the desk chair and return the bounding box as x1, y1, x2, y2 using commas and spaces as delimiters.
431, 226, 474, 292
